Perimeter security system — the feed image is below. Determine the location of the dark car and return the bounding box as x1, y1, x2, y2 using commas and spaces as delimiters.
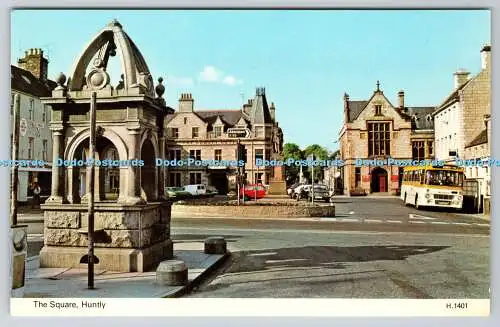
307, 184, 331, 202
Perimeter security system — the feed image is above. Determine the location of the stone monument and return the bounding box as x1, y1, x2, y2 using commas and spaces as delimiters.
268, 123, 287, 195
39, 20, 174, 272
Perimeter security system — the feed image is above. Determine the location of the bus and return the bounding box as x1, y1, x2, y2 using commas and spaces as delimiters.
400, 165, 465, 210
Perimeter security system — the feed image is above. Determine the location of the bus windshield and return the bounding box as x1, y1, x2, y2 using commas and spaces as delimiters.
425, 170, 464, 187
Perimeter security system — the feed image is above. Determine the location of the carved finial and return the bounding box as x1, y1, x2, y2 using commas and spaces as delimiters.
155, 77, 165, 98
55, 72, 67, 89
108, 19, 122, 28
376, 80, 380, 91
344, 92, 349, 100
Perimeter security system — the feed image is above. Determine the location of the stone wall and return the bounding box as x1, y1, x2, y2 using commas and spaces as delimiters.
172, 203, 335, 218
42, 202, 171, 248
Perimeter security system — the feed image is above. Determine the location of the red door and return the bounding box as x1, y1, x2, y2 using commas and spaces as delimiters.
379, 176, 387, 192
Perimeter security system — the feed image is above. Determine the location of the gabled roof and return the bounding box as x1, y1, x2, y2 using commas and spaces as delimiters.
433, 78, 473, 115
347, 100, 368, 122
166, 109, 251, 128
466, 129, 488, 148
11, 65, 56, 97
196, 110, 250, 126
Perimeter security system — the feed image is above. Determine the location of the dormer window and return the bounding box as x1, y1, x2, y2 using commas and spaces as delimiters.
214, 126, 222, 138
375, 105, 382, 116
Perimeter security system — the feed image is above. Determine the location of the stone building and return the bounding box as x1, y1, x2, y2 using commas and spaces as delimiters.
10, 49, 57, 202
433, 44, 491, 162
165, 87, 283, 194
339, 82, 435, 195
464, 114, 491, 213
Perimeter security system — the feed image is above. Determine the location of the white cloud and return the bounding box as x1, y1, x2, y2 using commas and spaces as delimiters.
199, 65, 223, 82
168, 76, 194, 87
222, 75, 243, 86
198, 65, 243, 86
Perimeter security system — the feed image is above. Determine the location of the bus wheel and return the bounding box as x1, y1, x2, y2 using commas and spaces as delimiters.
415, 195, 419, 210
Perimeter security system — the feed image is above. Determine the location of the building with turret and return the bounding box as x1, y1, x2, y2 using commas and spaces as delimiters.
165, 88, 283, 194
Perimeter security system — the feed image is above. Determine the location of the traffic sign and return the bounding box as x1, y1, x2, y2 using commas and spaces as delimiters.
227, 128, 250, 138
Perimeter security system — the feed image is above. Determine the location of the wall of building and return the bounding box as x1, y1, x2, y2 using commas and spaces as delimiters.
462, 68, 491, 148
11, 91, 53, 201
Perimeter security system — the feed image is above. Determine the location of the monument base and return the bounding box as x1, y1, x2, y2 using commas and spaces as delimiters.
39, 239, 173, 272
268, 180, 287, 195
40, 201, 173, 272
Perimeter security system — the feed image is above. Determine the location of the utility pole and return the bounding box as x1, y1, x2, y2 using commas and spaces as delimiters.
87, 92, 97, 289
237, 139, 241, 205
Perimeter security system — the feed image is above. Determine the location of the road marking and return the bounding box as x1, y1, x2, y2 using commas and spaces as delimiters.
453, 222, 473, 226
349, 211, 355, 215
364, 219, 383, 223
430, 221, 450, 225
248, 252, 278, 257
386, 220, 402, 224
409, 221, 426, 224
474, 223, 490, 227
409, 214, 437, 220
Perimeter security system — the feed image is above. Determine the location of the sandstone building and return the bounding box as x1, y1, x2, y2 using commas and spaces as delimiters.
165, 88, 283, 194
339, 82, 435, 195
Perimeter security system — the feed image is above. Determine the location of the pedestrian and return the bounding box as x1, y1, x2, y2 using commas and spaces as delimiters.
32, 182, 41, 209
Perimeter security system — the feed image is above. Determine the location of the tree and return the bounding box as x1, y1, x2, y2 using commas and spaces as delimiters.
282, 143, 304, 185
303, 144, 329, 182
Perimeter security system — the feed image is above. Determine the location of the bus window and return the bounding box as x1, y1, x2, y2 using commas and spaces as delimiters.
419, 170, 425, 184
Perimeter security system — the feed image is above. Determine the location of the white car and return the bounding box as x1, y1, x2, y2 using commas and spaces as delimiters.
183, 184, 207, 196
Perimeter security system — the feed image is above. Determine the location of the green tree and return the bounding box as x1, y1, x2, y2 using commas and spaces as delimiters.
282, 143, 304, 185
303, 144, 329, 183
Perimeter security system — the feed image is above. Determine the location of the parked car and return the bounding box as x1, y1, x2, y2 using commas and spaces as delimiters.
183, 184, 207, 196
239, 183, 267, 200
307, 184, 331, 202
287, 182, 303, 198
165, 187, 192, 200
206, 185, 219, 196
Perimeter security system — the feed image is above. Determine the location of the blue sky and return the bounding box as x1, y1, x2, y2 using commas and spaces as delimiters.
11, 9, 490, 152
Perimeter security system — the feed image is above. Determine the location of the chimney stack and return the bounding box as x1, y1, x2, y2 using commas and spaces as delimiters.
270, 102, 276, 121
179, 93, 194, 112
243, 98, 253, 115
481, 43, 491, 70
397, 90, 405, 110
343, 93, 350, 123
454, 69, 470, 89
17, 48, 48, 82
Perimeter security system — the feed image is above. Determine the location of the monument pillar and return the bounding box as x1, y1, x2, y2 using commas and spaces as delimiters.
46, 128, 64, 203
158, 136, 166, 199
121, 128, 144, 205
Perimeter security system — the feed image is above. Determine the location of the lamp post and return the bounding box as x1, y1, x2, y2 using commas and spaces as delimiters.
87, 91, 97, 289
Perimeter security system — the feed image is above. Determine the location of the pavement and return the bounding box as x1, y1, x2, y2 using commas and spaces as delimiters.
19, 242, 228, 298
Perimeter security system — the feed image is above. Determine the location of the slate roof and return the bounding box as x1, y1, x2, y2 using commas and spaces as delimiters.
165, 109, 251, 129
347, 100, 368, 122
466, 129, 488, 148
406, 107, 436, 130
346, 98, 435, 131
433, 78, 472, 115
11, 65, 56, 97
249, 91, 273, 124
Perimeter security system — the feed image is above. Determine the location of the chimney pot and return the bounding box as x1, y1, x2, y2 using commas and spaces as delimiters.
454, 69, 470, 89
398, 90, 405, 109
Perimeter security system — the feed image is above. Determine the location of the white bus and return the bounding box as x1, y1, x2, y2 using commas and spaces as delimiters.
400, 165, 465, 210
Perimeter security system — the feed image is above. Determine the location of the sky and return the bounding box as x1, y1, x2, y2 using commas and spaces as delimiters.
11, 9, 491, 152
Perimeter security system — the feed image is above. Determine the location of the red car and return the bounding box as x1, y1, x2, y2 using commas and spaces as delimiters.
239, 184, 267, 200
